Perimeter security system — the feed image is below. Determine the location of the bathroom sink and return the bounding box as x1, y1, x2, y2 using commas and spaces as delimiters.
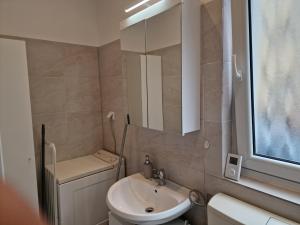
106, 173, 191, 225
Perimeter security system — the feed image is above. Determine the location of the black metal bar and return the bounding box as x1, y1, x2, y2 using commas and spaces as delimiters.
127, 114, 131, 125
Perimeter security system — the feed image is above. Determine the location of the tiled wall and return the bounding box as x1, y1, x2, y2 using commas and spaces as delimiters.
97, 0, 299, 223
98, 41, 127, 153
97, 1, 224, 224
99, 40, 206, 225
1, 0, 298, 223
26, 39, 103, 162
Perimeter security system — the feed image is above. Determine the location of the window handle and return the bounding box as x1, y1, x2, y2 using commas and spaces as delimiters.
233, 54, 243, 81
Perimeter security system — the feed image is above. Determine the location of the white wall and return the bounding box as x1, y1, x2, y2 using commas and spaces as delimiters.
0, 0, 101, 46
0, 0, 137, 46
0, 0, 190, 46
96, 0, 125, 46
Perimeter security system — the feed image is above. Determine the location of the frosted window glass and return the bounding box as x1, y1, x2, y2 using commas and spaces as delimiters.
250, 0, 300, 164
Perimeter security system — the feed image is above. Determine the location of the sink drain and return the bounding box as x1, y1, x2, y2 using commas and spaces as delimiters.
145, 207, 154, 213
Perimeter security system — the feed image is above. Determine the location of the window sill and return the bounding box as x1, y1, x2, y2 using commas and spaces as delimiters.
224, 175, 300, 206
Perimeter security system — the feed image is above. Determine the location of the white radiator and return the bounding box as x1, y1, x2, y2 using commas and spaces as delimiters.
45, 143, 58, 225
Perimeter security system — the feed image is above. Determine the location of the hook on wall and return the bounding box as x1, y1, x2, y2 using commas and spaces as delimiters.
233, 54, 243, 81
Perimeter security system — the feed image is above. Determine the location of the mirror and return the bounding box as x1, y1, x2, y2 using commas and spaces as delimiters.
121, 6, 182, 133
146, 6, 182, 133
121, 21, 147, 128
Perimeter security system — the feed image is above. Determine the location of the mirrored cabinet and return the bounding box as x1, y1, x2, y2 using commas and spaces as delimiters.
121, 0, 200, 135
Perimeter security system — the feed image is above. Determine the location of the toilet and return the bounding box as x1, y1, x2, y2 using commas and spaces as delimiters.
207, 193, 299, 225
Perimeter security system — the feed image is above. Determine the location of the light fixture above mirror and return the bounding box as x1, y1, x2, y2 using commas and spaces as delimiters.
125, 0, 151, 13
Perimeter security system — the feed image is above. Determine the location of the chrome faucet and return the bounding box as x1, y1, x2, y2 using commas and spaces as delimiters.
152, 168, 166, 186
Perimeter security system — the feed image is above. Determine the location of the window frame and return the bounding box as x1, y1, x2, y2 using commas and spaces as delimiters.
233, 0, 300, 183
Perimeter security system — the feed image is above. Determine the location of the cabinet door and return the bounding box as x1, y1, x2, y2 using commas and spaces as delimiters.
146, 55, 163, 131
0, 38, 39, 209
146, 5, 182, 133
58, 169, 116, 225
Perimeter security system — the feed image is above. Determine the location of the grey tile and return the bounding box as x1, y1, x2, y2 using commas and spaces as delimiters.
66, 95, 101, 113
201, 24, 222, 64
202, 62, 223, 122
163, 105, 182, 133
203, 121, 223, 177
29, 76, 67, 114
65, 75, 100, 99
201, 0, 222, 34
200, 0, 223, 65
56, 129, 102, 161
33, 113, 68, 146
27, 39, 96, 77
100, 76, 127, 112
163, 75, 182, 107
27, 39, 102, 162
66, 111, 101, 144
99, 40, 122, 77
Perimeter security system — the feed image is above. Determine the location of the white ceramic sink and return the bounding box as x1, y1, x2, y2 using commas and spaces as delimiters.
107, 173, 191, 225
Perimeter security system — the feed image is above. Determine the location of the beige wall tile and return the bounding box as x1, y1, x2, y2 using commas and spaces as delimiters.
163, 105, 182, 133
56, 129, 102, 161
100, 76, 127, 112
201, 0, 222, 34
65, 75, 100, 99
66, 112, 101, 142
33, 113, 68, 146
27, 39, 98, 77
201, 0, 223, 65
99, 40, 122, 77
203, 121, 223, 177
163, 75, 181, 107
202, 62, 222, 122
66, 95, 101, 113
123, 126, 206, 190
98, 40, 127, 155
26, 38, 103, 162
29, 76, 67, 114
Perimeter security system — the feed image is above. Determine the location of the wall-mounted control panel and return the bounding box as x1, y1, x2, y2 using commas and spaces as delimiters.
225, 153, 242, 181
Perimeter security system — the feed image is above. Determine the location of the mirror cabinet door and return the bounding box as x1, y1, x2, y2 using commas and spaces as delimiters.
146, 5, 182, 133
121, 5, 182, 133
121, 21, 147, 128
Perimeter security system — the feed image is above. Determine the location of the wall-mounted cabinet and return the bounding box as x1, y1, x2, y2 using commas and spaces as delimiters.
121, 0, 200, 135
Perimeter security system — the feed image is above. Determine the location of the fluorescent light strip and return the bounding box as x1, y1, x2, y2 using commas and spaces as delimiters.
125, 0, 151, 13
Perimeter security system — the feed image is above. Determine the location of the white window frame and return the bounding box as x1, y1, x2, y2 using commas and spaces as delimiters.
233, 0, 300, 183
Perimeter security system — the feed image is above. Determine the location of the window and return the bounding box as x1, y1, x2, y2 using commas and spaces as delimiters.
233, 0, 300, 183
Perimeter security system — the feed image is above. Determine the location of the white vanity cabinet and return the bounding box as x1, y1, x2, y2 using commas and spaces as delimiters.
121, 0, 201, 135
